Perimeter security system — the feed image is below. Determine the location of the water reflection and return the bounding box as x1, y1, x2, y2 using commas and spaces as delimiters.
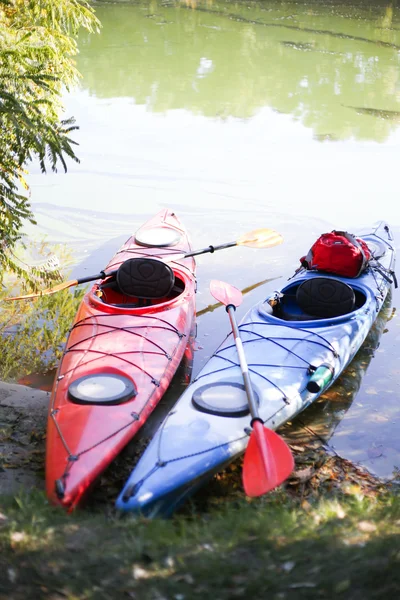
77, 0, 400, 141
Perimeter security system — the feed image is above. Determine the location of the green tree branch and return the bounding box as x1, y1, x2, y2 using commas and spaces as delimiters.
0, 0, 100, 287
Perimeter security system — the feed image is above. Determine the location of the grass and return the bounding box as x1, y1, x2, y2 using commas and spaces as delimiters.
1, 461, 399, 600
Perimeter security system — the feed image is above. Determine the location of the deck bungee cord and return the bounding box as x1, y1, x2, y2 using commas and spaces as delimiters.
50, 312, 187, 498
66, 314, 184, 364
194, 321, 338, 404
121, 325, 339, 498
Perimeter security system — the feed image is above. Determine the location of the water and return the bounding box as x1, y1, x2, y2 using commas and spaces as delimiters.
27, 0, 400, 479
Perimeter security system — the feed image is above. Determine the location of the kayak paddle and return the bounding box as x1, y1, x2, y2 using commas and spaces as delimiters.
4, 228, 283, 301
209, 279, 294, 497
196, 276, 280, 317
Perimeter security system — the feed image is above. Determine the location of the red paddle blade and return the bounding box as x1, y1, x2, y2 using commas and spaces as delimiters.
210, 279, 243, 308
243, 422, 294, 497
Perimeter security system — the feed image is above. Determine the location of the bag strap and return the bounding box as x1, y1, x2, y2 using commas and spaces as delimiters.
301, 247, 315, 270
369, 260, 398, 288
333, 231, 369, 277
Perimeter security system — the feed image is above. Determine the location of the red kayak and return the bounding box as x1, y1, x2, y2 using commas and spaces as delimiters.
46, 209, 196, 510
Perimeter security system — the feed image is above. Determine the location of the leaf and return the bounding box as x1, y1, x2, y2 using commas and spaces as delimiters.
132, 565, 151, 580
289, 444, 306, 452
281, 561, 296, 572
357, 521, 377, 533
335, 579, 351, 593
292, 467, 314, 482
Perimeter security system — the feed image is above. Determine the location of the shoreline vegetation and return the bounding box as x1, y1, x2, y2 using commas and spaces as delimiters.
1, 377, 399, 598
1, 388, 399, 600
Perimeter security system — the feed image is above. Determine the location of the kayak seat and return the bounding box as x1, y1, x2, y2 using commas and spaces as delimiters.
258, 277, 366, 321
101, 277, 185, 308
97, 258, 184, 307
296, 277, 355, 318
116, 258, 175, 299
267, 295, 318, 321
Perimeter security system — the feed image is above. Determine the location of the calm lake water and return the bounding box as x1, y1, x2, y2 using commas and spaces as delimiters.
28, 0, 400, 479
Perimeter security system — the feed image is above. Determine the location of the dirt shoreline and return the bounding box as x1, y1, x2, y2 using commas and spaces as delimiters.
0, 382, 49, 496
1, 381, 396, 510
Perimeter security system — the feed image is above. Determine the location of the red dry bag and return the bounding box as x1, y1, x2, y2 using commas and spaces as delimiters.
300, 231, 371, 278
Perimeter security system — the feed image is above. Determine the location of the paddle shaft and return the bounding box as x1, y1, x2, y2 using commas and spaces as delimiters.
186, 241, 237, 258
76, 271, 107, 285
4, 243, 239, 300
76, 243, 238, 285
209, 279, 293, 495
226, 304, 260, 422
6, 230, 275, 301
226, 304, 274, 480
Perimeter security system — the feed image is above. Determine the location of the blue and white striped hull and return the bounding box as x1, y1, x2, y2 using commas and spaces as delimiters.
116, 222, 396, 517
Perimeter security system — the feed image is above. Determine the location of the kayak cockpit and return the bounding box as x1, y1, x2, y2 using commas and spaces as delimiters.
95, 275, 185, 308
92, 257, 187, 309
259, 276, 367, 323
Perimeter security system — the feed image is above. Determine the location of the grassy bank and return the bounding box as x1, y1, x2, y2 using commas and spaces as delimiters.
1, 453, 399, 600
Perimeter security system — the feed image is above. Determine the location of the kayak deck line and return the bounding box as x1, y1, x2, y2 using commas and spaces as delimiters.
50, 312, 189, 499
193, 321, 341, 405
65, 316, 185, 368
53, 408, 144, 495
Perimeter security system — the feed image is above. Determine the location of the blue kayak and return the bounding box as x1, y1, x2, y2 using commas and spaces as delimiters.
116, 221, 396, 517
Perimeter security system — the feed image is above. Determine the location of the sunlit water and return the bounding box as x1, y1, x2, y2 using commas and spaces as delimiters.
26, 0, 400, 479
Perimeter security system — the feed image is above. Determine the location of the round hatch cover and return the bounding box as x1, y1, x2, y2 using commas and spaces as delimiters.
68, 374, 137, 405
134, 227, 182, 248
192, 382, 257, 418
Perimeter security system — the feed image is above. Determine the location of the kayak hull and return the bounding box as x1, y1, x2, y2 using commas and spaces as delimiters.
46, 209, 196, 510
116, 221, 395, 516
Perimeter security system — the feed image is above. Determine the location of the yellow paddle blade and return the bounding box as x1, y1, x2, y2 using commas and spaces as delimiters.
4, 279, 79, 301
237, 228, 283, 249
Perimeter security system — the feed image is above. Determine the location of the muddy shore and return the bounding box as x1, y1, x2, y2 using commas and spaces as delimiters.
0, 382, 49, 495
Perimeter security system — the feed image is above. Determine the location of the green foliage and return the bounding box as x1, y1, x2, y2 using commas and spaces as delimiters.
0, 285, 85, 381
0, 241, 85, 380
0, 0, 99, 285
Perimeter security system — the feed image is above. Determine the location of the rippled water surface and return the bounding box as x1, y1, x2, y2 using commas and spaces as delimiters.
28, 0, 400, 478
